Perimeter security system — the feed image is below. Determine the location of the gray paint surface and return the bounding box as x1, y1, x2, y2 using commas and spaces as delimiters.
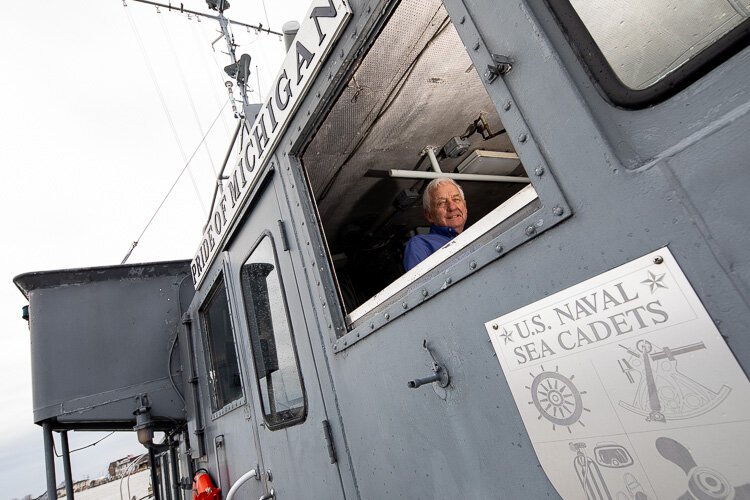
15, 0, 750, 498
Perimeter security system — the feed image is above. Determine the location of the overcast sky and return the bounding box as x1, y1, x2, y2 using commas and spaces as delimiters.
0, 0, 309, 497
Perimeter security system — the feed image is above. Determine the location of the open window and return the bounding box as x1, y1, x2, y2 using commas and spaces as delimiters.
299, 0, 541, 329
200, 274, 243, 414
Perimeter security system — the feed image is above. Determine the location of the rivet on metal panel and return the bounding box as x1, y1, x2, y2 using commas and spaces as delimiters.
356, 332, 360, 338
328, 72, 333, 80
525, 225, 536, 236
402, 302, 408, 309
328, 324, 332, 329
366, 6, 371, 13
316, 91, 321, 98
421, 289, 428, 297
518, 133, 528, 143
343, 340, 347, 346
340, 49, 344, 58
492, 324, 499, 330
553, 206, 564, 216
503, 101, 512, 111
495, 243, 503, 253
298, 125, 301, 131
473, 40, 480, 51
306, 241, 310, 245
322, 302, 326, 308
534, 166, 545, 176
385, 313, 390, 320
653, 256, 664, 264
459, 16, 465, 24
445, 277, 453, 285
370, 323, 375, 330
470, 261, 477, 269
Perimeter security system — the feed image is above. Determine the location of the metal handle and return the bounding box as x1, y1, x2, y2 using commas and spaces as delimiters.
259, 487, 276, 500
407, 340, 450, 389
226, 468, 260, 500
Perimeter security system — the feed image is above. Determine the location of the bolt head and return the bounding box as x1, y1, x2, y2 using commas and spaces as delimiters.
518, 133, 528, 143
525, 225, 536, 236
553, 206, 564, 216
495, 243, 503, 252
653, 256, 664, 264
503, 101, 512, 111
534, 166, 545, 176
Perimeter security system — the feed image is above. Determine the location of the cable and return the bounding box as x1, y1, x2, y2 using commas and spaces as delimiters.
158, 13, 219, 177
123, 3, 208, 216
53, 431, 116, 457
121, 98, 230, 264
260, 0, 272, 31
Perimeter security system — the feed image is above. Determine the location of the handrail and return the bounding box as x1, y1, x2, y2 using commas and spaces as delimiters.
226, 468, 260, 500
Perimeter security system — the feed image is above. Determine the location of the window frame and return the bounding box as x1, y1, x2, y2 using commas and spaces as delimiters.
239, 231, 308, 431
284, 0, 575, 350
543, 0, 750, 109
198, 270, 246, 418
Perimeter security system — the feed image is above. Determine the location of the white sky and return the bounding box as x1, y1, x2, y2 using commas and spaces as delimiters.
0, 0, 310, 497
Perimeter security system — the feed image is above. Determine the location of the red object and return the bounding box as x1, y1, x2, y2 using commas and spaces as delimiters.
193, 470, 222, 500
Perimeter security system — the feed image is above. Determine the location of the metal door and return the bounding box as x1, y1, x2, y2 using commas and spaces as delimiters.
226, 172, 346, 499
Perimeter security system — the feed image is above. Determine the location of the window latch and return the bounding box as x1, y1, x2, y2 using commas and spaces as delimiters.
485, 54, 513, 83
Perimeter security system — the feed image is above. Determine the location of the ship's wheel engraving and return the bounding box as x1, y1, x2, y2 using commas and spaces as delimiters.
527, 366, 589, 432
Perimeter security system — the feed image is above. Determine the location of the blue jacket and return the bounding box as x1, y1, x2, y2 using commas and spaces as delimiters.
403, 226, 458, 271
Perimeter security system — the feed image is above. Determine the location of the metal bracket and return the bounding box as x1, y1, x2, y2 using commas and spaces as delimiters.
485, 54, 513, 83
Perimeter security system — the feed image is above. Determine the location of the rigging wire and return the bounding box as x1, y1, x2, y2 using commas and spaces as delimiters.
123, 3, 208, 216
260, 0, 272, 31
157, 12, 219, 177
121, 98, 230, 265
189, 19, 233, 136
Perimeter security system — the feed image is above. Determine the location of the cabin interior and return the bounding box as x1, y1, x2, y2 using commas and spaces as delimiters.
300, 0, 534, 315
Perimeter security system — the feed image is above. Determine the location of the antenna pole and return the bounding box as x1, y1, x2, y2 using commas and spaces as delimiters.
127, 0, 283, 35
216, 11, 254, 128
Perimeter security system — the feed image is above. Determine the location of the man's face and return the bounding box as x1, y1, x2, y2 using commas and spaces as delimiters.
425, 183, 467, 233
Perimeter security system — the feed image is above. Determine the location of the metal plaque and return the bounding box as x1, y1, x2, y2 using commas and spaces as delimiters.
485, 248, 750, 499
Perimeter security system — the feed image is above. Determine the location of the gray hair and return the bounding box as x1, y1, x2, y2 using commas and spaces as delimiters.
422, 178, 465, 211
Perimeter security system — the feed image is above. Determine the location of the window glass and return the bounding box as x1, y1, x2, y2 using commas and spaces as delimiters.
569, 0, 750, 89
241, 236, 305, 428
201, 276, 243, 413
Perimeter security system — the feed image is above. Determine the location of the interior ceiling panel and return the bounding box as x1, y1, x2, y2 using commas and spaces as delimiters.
302, 0, 515, 253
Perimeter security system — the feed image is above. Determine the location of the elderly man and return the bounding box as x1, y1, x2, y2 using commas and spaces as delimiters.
403, 178, 468, 271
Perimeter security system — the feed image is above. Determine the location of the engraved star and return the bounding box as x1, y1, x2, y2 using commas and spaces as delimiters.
641, 270, 668, 293
500, 328, 514, 344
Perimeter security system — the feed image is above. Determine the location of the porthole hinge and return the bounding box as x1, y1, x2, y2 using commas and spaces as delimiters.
485, 54, 513, 83
278, 219, 290, 251
322, 420, 337, 464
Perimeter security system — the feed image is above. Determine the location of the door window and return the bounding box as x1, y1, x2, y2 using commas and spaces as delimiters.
240, 235, 306, 429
